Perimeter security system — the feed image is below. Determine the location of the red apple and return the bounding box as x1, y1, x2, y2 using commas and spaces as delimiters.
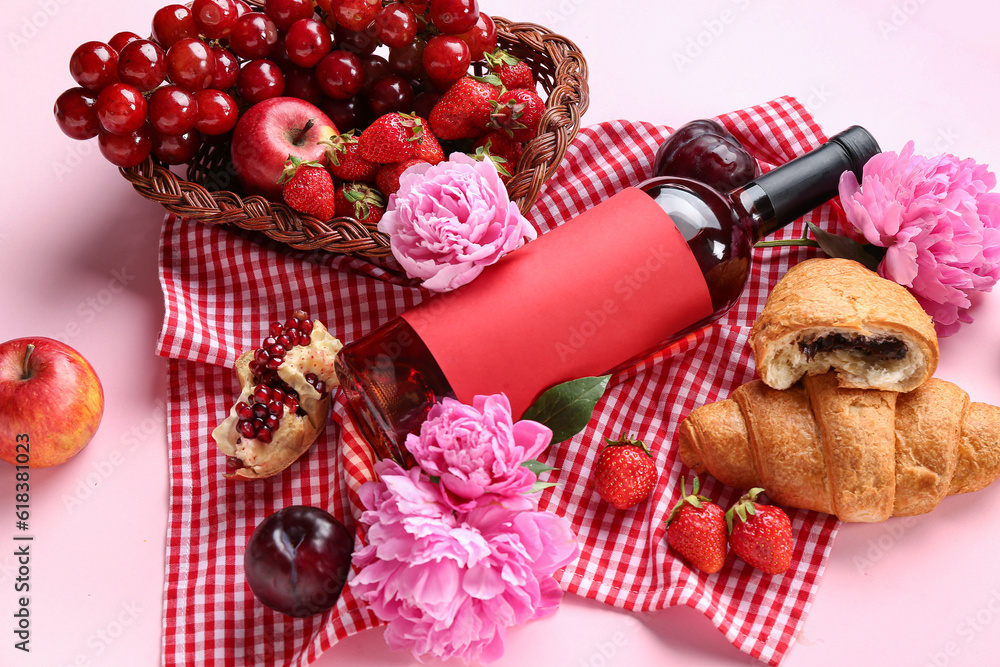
230, 96, 338, 200
0, 338, 104, 468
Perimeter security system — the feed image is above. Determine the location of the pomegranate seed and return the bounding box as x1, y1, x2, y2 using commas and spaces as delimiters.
257, 426, 273, 443
226, 456, 244, 470
271, 386, 285, 402
266, 356, 282, 370
237, 420, 256, 439
268, 343, 286, 357
236, 402, 253, 419
254, 348, 270, 366
284, 317, 299, 330
253, 385, 270, 403
269, 322, 284, 337
305, 372, 318, 383
298, 334, 311, 346
251, 417, 264, 433
276, 334, 293, 348
314, 380, 327, 395
265, 414, 281, 430
268, 400, 283, 415
285, 396, 300, 413
253, 403, 269, 419
292, 309, 309, 320
299, 318, 313, 334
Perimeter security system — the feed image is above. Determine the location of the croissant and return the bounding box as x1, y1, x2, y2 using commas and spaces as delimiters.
751, 258, 939, 393
678, 372, 1000, 522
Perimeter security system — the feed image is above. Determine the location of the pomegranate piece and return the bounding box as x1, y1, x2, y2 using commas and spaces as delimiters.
212, 311, 343, 479
244, 505, 353, 617
652, 118, 760, 193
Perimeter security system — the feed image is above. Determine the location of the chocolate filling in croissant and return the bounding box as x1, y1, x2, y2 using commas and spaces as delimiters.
799, 333, 908, 362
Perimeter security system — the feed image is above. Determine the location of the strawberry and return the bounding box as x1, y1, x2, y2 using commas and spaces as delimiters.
278, 156, 337, 221
666, 477, 728, 574
323, 130, 378, 183
485, 48, 535, 90
472, 131, 523, 181
428, 75, 501, 141
725, 488, 793, 575
491, 88, 545, 142
334, 182, 386, 224
593, 436, 657, 510
376, 158, 428, 196
358, 112, 426, 164
414, 124, 446, 164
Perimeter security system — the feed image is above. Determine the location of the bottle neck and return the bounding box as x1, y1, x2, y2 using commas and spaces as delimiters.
732, 126, 880, 242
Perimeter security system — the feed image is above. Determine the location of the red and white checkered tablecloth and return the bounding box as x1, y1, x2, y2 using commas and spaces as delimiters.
157, 96, 841, 667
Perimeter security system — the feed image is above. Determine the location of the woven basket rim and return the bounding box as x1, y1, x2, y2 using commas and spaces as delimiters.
120, 15, 590, 257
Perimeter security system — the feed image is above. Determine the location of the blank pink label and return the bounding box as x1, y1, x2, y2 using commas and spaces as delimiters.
402, 187, 713, 418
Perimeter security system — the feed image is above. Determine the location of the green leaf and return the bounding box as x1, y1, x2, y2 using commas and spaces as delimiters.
528, 481, 559, 494
806, 223, 885, 271
521, 459, 557, 476
521, 375, 611, 446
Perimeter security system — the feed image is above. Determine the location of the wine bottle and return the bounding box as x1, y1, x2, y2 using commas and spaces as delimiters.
336, 126, 881, 463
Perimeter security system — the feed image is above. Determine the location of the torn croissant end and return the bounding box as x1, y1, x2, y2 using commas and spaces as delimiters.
750, 258, 939, 392
678, 372, 1000, 522
212, 321, 343, 480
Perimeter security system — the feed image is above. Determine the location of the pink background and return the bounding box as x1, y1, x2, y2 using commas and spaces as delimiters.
2, 1, 999, 666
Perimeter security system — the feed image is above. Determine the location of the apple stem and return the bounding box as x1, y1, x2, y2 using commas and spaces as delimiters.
21, 344, 34, 380
293, 118, 316, 146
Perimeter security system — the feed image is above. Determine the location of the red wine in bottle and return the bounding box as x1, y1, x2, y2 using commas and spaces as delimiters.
336, 126, 881, 462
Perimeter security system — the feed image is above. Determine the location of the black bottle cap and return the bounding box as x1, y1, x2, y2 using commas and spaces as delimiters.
829, 126, 882, 180
753, 125, 881, 227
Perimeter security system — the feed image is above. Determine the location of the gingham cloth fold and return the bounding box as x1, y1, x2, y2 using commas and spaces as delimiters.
157, 96, 841, 667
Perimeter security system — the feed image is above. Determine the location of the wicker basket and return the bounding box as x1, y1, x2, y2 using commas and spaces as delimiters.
119, 16, 590, 258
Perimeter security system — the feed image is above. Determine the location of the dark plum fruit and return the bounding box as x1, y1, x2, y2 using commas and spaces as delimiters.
244, 505, 353, 617
652, 118, 759, 193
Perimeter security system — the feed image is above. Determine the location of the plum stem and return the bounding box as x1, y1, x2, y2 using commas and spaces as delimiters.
20, 344, 34, 380
292, 118, 316, 146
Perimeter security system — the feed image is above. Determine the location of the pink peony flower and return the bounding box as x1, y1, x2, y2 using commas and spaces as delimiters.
839, 141, 1000, 335
405, 393, 552, 511
352, 461, 579, 665
377, 152, 537, 293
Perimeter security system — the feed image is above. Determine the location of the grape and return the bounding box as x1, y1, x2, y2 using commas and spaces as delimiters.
108, 31, 141, 53
264, 0, 315, 31
152, 129, 202, 164
210, 47, 240, 92
118, 39, 167, 91
428, 0, 479, 35
191, 0, 240, 40
457, 13, 496, 61
54, 87, 100, 140
388, 36, 426, 79
69, 41, 119, 92
229, 12, 279, 59
236, 59, 285, 104
147, 85, 197, 135
283, 66, 323, 105
152, 5, 199, 49
422, 35, 470, 88
193, 89, 239, 135
375, 4, 418, 49
98, 126, 152, 167
367, 75, 414, 116
285, 18, 332, 68
316, 50, 364, 100
96, 83, 147, 135
243, 506, 353, 618
320, 95, 372, 133
166, 38, 216, 91
332, 21, 379, 56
